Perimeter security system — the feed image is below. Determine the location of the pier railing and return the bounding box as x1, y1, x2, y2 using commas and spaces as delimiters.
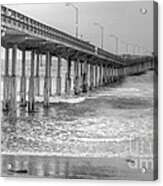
1, 6, 96, 53
1, 5, 124, 64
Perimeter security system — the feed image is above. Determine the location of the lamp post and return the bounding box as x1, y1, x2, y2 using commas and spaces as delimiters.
94, 22, 104, 49
66, 3, 79, 38
110, 34, 119, 55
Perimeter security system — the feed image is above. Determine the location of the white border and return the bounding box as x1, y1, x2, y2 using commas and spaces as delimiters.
0, 0, 162, 185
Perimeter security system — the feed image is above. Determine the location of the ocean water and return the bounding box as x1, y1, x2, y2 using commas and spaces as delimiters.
1, 60, 154, 159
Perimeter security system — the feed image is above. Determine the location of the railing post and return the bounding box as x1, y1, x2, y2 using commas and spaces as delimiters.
65, 57, 71, 95
44, 51, 51, 107
56, 55, 62, 95
28, 49, 35, 112
3, 47, 10, 111
20, 50, 27, 106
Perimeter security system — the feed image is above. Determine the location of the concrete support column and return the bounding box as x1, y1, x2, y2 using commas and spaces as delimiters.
44, 52, 51, 107
80, 62, 83, 91
105, 65, 108, 84
122, 67, 124, 77
9, 45, 17, 120
119, 67, 122, 77
49, 55, 52, 95
20, 50, 27, 106
132, 66, 134, 74
107, 66, 110, 84
117, 68, 120, 79
95, 64, 98, 88
114, 68, 116, 81
74, 59, 80, 94
125, 67, 127, 76
3, 47, 10, 111
144, 62, 146, 71
99, 64, 103, 86
82, 60, 88, 92
116, 68, 119, 80
142, 63, 144, 72
56, 56, 62, 95
35, 52, 40, 96
65, 57, 71, 95
113, 68, 116, 82
28, 50, 35, 112
89, 63, 94, 90
151, 59, 154, 69
129, 66, 132, 75
111, 66, 114, 83
102, 65, 105, 85
139, 63, 141, 72
119, 68, 121, 79
136, 64, 139, 74
135, 65, 137, 73
105, 65, 108, 85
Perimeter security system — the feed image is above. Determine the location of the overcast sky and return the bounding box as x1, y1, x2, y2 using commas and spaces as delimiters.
5, 1, 153, 54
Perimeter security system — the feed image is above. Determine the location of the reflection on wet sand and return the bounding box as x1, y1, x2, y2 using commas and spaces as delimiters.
2, 154, 154, 180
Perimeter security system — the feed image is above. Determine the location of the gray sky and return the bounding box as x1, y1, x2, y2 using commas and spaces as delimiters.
5, 1, 153, 54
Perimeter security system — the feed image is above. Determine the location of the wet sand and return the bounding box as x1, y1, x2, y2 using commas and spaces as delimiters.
2, 154, 154, 180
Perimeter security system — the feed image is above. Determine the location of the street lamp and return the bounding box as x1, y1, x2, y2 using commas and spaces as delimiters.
94, 22, 104, 49
110, 34, 119, 55
65, 3, 79, 38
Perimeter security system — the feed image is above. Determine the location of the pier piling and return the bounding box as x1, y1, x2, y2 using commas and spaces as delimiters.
28, 50, 35, 112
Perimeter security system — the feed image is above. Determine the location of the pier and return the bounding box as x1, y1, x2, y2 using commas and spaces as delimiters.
1, 5, 154, 119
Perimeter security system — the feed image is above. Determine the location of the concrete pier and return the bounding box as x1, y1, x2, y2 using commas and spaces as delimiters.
1, 5, 154, 116
82, 60, 88, 92
20, 50, 27, 106
74, 59, 80, 94
28, 50, 35, 112
56, 56, 62, 95
44, 52, 51, 107
9, 45, 17, 120
3, 47, 10, 111
35, 52, 40, 96
65, 57, 72, 95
